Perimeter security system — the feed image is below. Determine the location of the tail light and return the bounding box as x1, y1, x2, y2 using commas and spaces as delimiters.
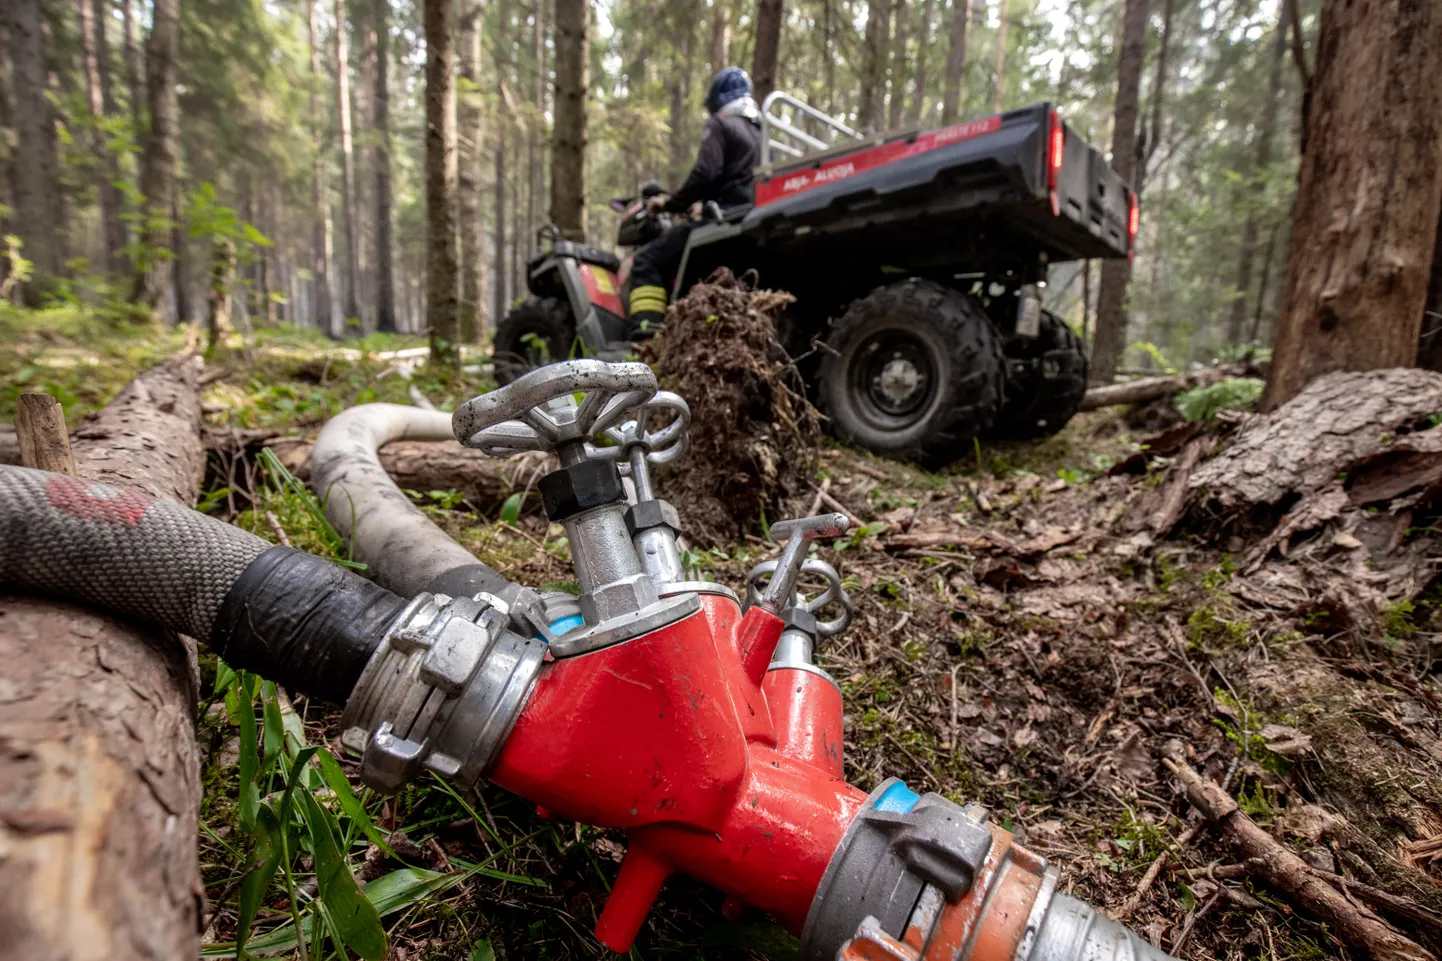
1127, 191, 1140, 261
1047, 109, 1064, 215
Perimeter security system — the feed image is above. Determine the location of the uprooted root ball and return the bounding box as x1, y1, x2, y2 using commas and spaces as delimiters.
643, 268, 821, 543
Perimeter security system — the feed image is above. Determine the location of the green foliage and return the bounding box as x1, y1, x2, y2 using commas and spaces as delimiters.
1176, 378, 1265, 421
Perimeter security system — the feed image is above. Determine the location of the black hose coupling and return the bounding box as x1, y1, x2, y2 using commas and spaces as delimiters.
211, 546, 409, 705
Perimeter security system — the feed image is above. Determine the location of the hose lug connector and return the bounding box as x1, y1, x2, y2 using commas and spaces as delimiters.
341, 591, 546, 794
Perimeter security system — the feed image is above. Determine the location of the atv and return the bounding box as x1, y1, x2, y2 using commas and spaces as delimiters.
493, 94, 1136, 465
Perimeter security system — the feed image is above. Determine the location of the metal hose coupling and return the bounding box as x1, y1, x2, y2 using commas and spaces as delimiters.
339, 586, 552, 793
803, 780, 1174, 961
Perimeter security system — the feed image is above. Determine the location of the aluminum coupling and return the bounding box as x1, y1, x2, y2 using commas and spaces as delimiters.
804, 780, 1174, 961
340, 590, 548, 794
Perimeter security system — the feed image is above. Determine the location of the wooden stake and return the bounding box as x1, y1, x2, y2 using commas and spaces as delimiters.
14, 392, 76, 475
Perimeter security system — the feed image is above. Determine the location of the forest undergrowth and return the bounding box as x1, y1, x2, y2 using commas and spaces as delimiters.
5, 313, 1441, 961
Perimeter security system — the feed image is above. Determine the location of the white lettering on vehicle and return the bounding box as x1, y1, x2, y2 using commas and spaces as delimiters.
784, 161, 857, 194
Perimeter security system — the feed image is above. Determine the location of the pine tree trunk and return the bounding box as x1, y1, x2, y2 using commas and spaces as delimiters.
510, 133, 523, 295
905, 0, 934, 126
991, 0, 1008, 112
1225, 21, 1286, 346
358, 10, 377, 328
941, 0, 969, 122
668, 9, 697, 183
709, 0, 731, 72
860, 0, 892, 132
120, 0, 141, 131
458, 0, 484, 341
751, 0, 783, 103
130, 0, 180, 315
1139, 0, 1174, 186
335, 0, 361, 328
1418, 212, 1442, 371
528, 0, 543, 254
493, 71, 509, 320
308, 0, 335, 336
888, 0, 909, 129
550, 0, 589, 242
374, 0, 395, 332
1261, 0, 1442, 411
78, 0, 126, 274
424, 0, 460, 365
6, 0, 65, 301
1086, 0, 1148, 385
171, 195, 190, 323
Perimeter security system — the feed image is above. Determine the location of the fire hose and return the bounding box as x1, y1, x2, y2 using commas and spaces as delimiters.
0, 359, 1171, 961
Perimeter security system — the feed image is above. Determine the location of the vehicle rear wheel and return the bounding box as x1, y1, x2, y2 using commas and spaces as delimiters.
990, 310, 1089, 439
818, 280, 1006, 466
492, 298, 576, 385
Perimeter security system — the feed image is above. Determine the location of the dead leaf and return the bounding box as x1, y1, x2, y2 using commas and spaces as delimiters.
1013, 725, 1038, 748
1259, 724, 1314, 756
1331, 531, 1364, 550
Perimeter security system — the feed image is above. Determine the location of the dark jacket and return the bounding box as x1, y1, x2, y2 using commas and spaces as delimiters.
665, 113, 761, 213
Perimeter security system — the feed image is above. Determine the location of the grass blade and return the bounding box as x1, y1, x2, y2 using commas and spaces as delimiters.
235, 802, 285, 958
314, 747, 396, 857
298, 789, 387, 961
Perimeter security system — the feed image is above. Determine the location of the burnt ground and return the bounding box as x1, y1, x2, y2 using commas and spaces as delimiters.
194, 391, 1441, 961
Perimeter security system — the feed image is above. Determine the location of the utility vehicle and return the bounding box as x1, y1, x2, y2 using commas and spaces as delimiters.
494, 94, 1136, 465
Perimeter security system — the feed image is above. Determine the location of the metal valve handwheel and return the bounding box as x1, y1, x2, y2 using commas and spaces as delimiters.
586, 391, 691, 471
746, 558, 853, 637
452, 359, 657, 462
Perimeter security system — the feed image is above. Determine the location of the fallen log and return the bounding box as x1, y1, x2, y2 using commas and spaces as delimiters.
207, 432, 552, 514
1161, 743, 1435, 961
0, 355, 207, 961
1078, 364, 1247, 412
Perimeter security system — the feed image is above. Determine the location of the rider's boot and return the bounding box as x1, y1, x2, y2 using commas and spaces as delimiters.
627, 286, 668, 341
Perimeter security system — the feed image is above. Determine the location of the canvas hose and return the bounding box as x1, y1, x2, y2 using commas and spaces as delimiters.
0, 464, 407, 704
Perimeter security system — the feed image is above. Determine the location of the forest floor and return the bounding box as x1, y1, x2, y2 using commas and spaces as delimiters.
3, 303, 1441, 961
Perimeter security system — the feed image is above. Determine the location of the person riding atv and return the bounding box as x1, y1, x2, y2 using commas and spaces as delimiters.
626, 67, 761, 338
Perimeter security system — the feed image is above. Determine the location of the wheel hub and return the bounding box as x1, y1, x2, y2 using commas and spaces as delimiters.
856, 336, 934, 420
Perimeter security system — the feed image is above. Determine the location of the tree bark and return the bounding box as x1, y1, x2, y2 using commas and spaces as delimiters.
308, 0, 335, 336
1139, 0, 1174, 187
709, 0, 731, 72
424, 0, 460, 365
887, 0, 909, 129
130, 0, 180, 316
458, 0, 485, 342
6, 0, 65, 301
991, 0, 1008, 112
905, 0, 934, 126
860, 0, 892, 132
528, 0, 543, 262
335, 0, 362, 329
492, 0, 510, 323
1225, 20, 1286, 346
373, 0, 396, 332
751, 0, 783, 104
1418, 212, 1442, 371
207, 240, 235, 354
1261, 0, 1442, 411
550, 0, 589, 242
78, 0, 126, 274
0, 355, 207, 961
940, 0, 969, 122
668, 6, 698, 183
120, 0, 141, 131
1086, 0, 1149, 385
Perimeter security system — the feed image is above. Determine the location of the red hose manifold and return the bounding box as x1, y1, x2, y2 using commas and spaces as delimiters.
339, 361, 1172, 961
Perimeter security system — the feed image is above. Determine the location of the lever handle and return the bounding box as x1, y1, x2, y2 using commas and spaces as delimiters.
761, 512, 848, 611
452, 359, 656, 458
746, 557, 852, 637
587, 391, 691, 469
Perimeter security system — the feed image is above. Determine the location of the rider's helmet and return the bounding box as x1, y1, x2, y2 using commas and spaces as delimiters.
704, 67, 753, 115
